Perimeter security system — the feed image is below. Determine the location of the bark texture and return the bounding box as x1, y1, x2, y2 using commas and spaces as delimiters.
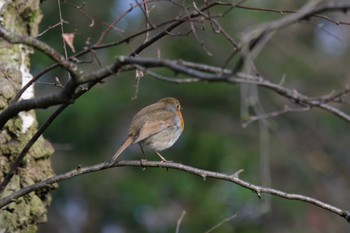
0, 1, 55, 232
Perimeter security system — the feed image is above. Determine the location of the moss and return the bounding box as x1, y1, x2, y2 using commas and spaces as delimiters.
1, 175, 20, 198
0, 129, 12, 143
0, 65, 19, 110
19, 5, 42, 36
30, 136, 54, 160
5, 116, 23, 135
18, 198, 31, 225
0, 209, 17, 231
23, 225, 38, 233
0, 156, 9, 180
0, 1, 54, 232
28, 9, 42, 36
29, 195, 46, 221
0, 79, 16, 100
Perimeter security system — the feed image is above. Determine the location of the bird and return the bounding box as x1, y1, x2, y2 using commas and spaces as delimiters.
111, 97, 184, 162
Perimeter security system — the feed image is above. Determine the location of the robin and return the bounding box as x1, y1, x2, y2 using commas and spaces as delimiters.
111, 97, 184, 162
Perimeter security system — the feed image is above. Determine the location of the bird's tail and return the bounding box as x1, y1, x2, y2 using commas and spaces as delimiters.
111, 137, 133, 161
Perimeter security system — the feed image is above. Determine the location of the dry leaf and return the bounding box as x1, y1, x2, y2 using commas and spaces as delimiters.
62, 33, 76, 53
136, 69, 144, 79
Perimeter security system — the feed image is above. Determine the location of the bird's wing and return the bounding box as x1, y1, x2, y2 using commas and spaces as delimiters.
133, 119, 173, 144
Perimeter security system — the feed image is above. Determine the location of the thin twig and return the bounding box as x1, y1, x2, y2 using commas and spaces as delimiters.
63, 0, 124, 32
134, 64, 200, 83
320, 87, 350, 103
175, 210, 186, 233
95, 0, 154, 46
205, 214, 237, 233
192, 1, 239, 49
12, 63, 59, 103
241, 105, 311, 128
57, 0, 69, 60
138, 0, 155, 42
234, 4, 350, 26
36, 21, 66, 37
186, 2, 212, 56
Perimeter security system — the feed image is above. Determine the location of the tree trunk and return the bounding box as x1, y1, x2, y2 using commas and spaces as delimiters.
0, 1, 55, 232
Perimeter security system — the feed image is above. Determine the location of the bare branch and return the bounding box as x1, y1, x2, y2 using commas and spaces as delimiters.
0, 103, 70, 193
0, 26, 80, 78
1, 160, 349, 223
2, 1, 350, 230
233, 3, 350, 26
79, 56, 350, 126
0, 79, 101, 192
319, 87, 350, 104
10, 0, 350, 105
0, 80, 77, 130
129, 0, 239, 56
233, 1, 350, 73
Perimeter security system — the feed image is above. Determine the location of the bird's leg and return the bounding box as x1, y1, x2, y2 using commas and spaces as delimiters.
139, 143, 147, 170
139, 144, 146, 157
156, 152, 172, 163
139, 144, 148, 167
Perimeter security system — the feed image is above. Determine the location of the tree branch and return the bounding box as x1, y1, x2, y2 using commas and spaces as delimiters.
0, 79, 102, 193
0, 160, 349, 222
4, 55, 348, 132
81, 56, 350, 125
0, 80, 76, 130
0, 103, 70, 193
0, 26, 80, 78
3, 0, 349, 131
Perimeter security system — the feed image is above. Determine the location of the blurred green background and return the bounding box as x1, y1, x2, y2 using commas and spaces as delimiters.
34, 0, 350, 232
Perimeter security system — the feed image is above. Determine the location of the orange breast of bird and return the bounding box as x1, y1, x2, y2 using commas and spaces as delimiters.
177, 108, 184, 131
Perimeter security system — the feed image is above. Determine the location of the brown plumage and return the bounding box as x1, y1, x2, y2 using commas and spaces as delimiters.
111, 97, 184, 161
